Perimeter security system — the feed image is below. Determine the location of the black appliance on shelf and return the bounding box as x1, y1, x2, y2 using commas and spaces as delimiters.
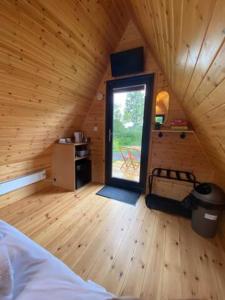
76, 159, 91, 189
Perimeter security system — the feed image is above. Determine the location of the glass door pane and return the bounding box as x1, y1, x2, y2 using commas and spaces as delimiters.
112, 85, 146, 182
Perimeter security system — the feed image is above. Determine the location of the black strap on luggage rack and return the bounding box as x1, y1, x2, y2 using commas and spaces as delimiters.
148, 168, 198, 195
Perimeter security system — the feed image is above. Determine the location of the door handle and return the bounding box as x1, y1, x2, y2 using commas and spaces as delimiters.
109, 129, 112, 143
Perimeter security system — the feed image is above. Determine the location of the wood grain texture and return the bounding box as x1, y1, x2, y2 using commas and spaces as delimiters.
0, 0, 129, 197
52, 143, 75, 190
149, 131, 215, 200
128, 0, 225, 185
82, 21, 215, 197
1, 0, 223, 204
1, 184, 225, 299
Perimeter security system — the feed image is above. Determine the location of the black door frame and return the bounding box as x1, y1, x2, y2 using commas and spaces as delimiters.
105, 73, 154, 192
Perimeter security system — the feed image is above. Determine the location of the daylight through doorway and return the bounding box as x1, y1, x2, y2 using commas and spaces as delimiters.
112, 85, 145, 182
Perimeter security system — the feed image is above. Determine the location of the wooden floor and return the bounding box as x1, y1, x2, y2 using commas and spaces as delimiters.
1, 184, 225, 300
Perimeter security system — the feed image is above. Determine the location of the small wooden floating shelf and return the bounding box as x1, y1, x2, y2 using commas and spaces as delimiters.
152, 129, 194, 133
57, 142, 88, 146
152, 129, 194, 139
74, 156, 89, 161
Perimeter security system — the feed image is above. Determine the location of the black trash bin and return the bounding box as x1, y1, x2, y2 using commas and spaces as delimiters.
191, 183, 225, 238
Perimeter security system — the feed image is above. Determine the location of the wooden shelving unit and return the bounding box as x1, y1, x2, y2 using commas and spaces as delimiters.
52, 142, 90, 190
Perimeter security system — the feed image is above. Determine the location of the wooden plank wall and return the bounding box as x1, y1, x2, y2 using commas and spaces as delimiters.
128, 0, 225, 190
0, 0, 129, 203
82, 21, 160, 183
82, 21, 215, 199
1, 0, 222, 204
151, 132, 215, 200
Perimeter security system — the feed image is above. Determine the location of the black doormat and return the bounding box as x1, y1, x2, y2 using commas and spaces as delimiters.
96, 186, 140, 206
145, 193, 191, 219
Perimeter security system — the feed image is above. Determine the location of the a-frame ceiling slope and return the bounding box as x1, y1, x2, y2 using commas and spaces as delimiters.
0, 0, 129, 181
128, 0, 225, 178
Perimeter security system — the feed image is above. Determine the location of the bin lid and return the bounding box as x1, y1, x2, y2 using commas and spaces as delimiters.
192, 183, 225, 205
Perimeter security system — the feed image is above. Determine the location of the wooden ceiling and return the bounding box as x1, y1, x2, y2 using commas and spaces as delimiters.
128, 0, 225, 178
0, 0, 129, 181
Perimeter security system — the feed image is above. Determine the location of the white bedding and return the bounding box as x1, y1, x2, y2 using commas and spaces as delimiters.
0, 220, 114, 300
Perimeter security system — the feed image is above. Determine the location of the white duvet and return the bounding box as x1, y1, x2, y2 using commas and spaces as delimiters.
0, 220, 114, 300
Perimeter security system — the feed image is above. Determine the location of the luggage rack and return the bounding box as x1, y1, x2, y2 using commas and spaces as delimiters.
148, 168, 198, 194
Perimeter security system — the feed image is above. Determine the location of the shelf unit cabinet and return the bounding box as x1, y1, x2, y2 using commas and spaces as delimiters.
52, 143, 89, 190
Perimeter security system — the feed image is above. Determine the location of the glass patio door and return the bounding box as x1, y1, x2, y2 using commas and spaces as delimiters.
112, 86, 145, 182
105, 74, 154, 192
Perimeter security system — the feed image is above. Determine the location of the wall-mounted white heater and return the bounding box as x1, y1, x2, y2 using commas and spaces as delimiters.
0, 170, 46, 196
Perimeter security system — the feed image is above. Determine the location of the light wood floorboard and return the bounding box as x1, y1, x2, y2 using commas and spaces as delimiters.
0, 183, 225, 300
